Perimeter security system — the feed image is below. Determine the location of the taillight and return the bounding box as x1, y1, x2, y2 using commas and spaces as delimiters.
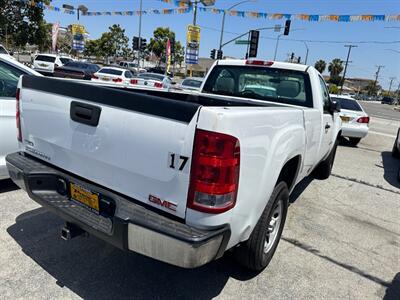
16, 88, 22, 142
92, 74, 98, 79
154, 82, 163, 88
112, 78, 123, 83
188, 129, 240, 214
245, 60, 274, 66
130, 79, 138, 84
357, 116, 370, 123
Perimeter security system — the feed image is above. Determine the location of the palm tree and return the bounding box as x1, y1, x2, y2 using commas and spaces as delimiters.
328, 58, 344, 85
328, 58, 344, 77
314, 59, 326, 74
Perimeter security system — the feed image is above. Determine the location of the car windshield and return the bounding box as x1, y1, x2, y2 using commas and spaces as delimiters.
202, 65, 312, 107
98, 68, 123, 75
35, 55, 56, 63
138, 73, 165, 81
128, 63, 138, 68
332, 97, 362, 111
182, 79, 202, 88
60, 57, 72, 64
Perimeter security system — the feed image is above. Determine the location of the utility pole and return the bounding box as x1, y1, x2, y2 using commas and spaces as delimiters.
340, 44, 357, 94
303, 41, 309, 65
373, 65, 384, 93
193, 0, 199, 25
388, 77, 396, 94
137, 0, 143, 67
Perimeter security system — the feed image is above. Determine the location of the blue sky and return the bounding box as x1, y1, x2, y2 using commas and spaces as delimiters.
44, 0, 400, 89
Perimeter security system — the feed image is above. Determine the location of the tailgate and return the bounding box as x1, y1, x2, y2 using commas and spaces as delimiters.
19, 75, 202, 218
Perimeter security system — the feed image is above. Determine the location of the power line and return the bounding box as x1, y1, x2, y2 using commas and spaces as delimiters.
198, 25, 400, 45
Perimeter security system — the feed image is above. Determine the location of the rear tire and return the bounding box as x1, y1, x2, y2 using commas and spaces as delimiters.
312, 138, 339, 180
349, 137, 361, 146
234, 182, 289, 271
392, 129, 400, 158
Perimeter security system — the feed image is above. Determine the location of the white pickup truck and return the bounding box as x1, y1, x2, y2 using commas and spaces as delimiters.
7, 59, 341, 270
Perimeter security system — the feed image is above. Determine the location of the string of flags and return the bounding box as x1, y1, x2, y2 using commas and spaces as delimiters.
27, 1, 400, 22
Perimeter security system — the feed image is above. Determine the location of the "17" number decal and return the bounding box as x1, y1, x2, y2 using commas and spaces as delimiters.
169, 153, 189, 171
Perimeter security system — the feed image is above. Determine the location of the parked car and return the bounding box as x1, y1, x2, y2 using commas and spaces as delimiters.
32, 54, 65, 75
330, 95, 369, 146
179, 77, 203, 91
0, 54, 41, 180
119, 61, 146, 74
54, 61, 100, 80
393, 128, 400, 158
91, 67, 133, 86
7, 59, 341, 270
381, 96, 395, 105
130, 72, 172, 90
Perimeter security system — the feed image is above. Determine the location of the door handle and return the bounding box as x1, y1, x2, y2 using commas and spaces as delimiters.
70, 101, 101, 127
325, 124, 331, 130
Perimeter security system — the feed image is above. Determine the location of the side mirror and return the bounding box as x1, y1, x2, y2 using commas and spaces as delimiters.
330, 100, 341, 113
10, 51, 14, 56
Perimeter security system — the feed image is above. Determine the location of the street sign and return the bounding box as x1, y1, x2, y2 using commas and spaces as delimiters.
186, 25, 201, 65
71, 24, 86, 52
235, 40, 250, 45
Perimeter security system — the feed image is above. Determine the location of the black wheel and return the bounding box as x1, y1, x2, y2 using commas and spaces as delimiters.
234, 182, 289, 271
349, 137, 361, 146
392, 129, 400, 158
312, 138, 339, 180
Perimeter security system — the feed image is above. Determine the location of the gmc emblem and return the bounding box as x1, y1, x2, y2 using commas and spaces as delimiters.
149, 195, 177, 212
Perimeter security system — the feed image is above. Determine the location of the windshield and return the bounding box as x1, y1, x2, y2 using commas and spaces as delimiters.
98, 68, 123, 75
202, 65, 312, 107
138, 73, 165, 81
182, 79, 202, 88
128, 63, 138, 68
332, 97, 362, 111
35, 55, 56, 63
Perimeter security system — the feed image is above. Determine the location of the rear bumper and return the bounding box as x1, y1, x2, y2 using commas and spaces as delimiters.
341, 124, 368, 138
6, 152, 230, 268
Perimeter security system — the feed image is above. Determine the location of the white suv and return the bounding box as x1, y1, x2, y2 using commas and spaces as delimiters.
32, 54, 71, 75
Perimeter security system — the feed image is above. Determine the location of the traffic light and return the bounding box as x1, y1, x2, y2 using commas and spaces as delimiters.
170, 39, 175, 54
140, 38, 147, 50
297, 56, 301, 63
284, 20, 291, 36
132, 36, 139, 50
290, 52, 294, 61
216, 50, 223, 60
210, 49, 216, 59
248, 30, 259, 58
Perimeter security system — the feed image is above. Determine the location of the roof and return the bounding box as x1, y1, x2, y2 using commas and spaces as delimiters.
329, 94, 356, 100
0, 54, 42, 76
35, 53, 58, 58
216, 59, 309, 72
99, 66, 126, 72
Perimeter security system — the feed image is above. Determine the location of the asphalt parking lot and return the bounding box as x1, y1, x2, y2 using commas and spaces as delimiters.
0, 103, 399, 300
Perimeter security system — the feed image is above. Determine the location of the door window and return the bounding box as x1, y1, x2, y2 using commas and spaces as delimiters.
318, 76, 331, 113
0, 61, 27, 98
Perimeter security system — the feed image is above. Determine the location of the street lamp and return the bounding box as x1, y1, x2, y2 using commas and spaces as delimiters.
62, 4, 88, 21
303, 41, 309, 64
218, 0, 255, 51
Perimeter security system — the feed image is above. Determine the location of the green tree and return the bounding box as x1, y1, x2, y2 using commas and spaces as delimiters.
329, 84, 339, 94
363, 80, 381, 96
328, 58, 344, 85
147, 27, 184, 66
93, 24, 130, 59
0, 0, 51, 51
84, 39, 101, 58
314, 59, 327, 74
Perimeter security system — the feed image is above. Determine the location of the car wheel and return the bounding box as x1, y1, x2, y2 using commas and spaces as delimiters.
349, 137, 361, 146
392, 129, 400, 158
234, 182, 289, 271
312, 138, 339, 180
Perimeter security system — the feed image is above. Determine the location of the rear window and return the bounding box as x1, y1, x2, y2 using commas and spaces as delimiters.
138, 73, 165, 81
0, 46, 8, 54
98, 68, 123, 75
182, 79, 202, 88
60, 57, 72, 64
332, 97, 362, 111
202, 65, 313, 107
35, 55, 56, 63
